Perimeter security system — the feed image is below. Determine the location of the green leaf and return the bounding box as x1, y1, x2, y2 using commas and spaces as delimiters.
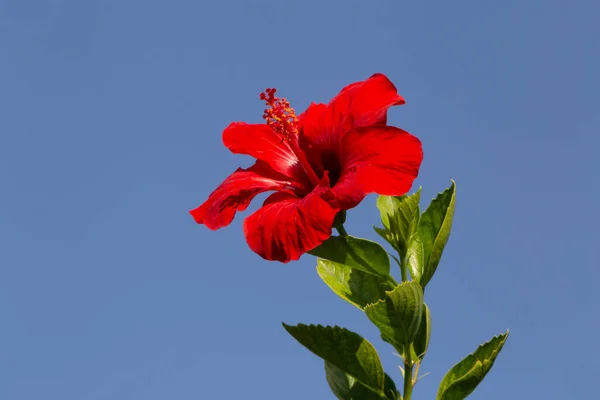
364, 282, 424, 355
283, 324, 385, 394
317, 259, 390, 310
375, 190, 421, 255
406, 236, 425, 282
437, 331, 509, 400
418, 181, 456, 288
325, 362, 400, 400
412, 303, 431, 361
373, 226, 391, 248
351, 375, 399, 400
325, 361, 354, 400
382, 373, 401, 400
350, 381, 387, 400
309, 235, 390, 276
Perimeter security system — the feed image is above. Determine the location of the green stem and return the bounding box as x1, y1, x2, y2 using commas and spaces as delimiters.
334, 223, 348, 237
333, 211, 348, 236
385, 275, 398, 291
403, 352, 414, 400
400, 254, 414, 399
399, 254, 408, 282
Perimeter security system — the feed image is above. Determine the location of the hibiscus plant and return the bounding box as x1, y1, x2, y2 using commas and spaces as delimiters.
191, 74, 508, 399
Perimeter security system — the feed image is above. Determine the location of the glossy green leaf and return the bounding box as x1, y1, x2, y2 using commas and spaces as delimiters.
375, 190, 421, 255
325, 362, 400, 400
406, 236, 425, 282
412, 303, 431, 361
317, 259, 390, 310
437, 331, 509, 400
283, 324, 385, 394
418, 181, 456, 288
364, 282, 424, 355
309, 235, 390, 276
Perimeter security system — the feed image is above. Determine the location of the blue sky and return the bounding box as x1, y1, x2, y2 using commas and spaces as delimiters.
1, 1, 598, 399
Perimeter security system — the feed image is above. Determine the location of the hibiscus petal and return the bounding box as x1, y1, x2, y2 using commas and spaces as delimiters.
222, 122, 307, 184
334, 126, 423, 209
190, 161, 293, 230
331, 73, 406, 128
300, 73, 405, 150
243, 180, 339, 263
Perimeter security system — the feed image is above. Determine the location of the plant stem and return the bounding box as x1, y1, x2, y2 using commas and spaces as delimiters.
333, 211, 348, 236
386, 275, 398, 290
401, 252, 414, 399
335, 224, 348, 237
399, 254, 408, 282
403, 351, 414, 400
334, 223, 348, 237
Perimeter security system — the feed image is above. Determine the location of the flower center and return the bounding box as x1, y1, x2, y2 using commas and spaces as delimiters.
260, 88, 321, 188
320, 150, 342, 187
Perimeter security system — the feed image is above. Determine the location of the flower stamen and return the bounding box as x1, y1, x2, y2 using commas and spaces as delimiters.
260, 88, 321, 187
260, 88, 298, 140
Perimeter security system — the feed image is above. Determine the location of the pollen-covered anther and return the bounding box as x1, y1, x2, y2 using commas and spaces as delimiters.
260, 88, 298, 139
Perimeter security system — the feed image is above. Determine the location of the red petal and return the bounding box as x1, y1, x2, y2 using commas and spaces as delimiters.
334, 126, 423, 209
222, 122, 308, 184
299, 73, 405, 152
190, 161, 294, 230
243, 179, 339, 263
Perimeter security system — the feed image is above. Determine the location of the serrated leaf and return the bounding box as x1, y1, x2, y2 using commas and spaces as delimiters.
283, 324, 385, 394
412, 303, 431, 361
376, 190, 421, 255
373, 226, 392, 248
309, 235, 390, 276
364, 282, 424, 355
437, 331, 509, 400
418, 181, 456, 288
325, 362, 400, 400
317, 259, 390, 310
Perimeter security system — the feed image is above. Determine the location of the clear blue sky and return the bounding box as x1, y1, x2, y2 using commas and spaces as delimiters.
1, 1, 598, 399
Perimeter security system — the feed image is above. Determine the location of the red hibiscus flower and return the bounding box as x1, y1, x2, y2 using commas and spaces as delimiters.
190, 73, 423, 263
